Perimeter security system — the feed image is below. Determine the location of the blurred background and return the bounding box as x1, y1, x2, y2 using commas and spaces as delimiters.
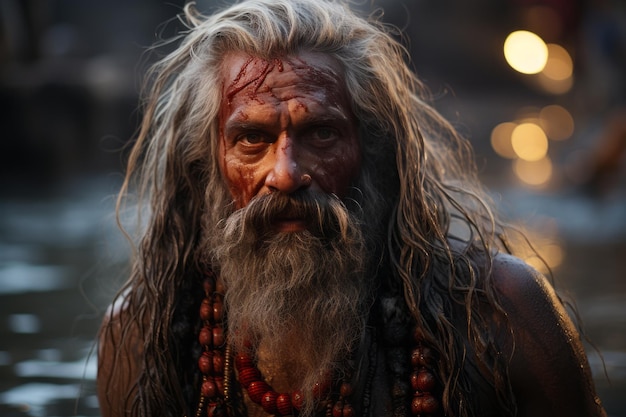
0, 0, 624, 416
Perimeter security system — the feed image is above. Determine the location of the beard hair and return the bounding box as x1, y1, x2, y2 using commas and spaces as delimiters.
208, 190, 375, 410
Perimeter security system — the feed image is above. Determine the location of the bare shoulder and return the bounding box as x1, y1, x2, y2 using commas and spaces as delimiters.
97, 292, 143, 417
490, 252, 551, 297
489, 253, 606, 417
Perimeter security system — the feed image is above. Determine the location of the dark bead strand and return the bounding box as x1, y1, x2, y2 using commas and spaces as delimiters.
195, 270, 228, 417
409, 327, 441, 417
360, 333, 377, 417
325, 401, 333, 417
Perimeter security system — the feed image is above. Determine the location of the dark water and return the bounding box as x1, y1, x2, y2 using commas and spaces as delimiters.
0, 178, 126, 417
0, 178, 624, 417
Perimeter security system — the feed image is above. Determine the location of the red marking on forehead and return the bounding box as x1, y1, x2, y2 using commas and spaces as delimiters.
225, 57, 272, 105
223, 55, 344, 107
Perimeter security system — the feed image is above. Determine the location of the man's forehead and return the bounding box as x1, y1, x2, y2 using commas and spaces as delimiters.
220, 51, 345, 100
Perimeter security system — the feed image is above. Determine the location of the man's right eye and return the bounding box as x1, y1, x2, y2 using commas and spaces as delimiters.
239, 133, 264, 144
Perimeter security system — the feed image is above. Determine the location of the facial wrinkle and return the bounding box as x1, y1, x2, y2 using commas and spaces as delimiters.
289, 56, 345, 107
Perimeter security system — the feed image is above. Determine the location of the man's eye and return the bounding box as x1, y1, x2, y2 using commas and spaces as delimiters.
315, 128, 334, 140
239, 133, 265, 144
311, 127, 338, 144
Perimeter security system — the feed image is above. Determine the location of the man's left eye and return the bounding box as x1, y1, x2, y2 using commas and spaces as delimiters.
310, 127, 338, 144
316, 128, 333, 139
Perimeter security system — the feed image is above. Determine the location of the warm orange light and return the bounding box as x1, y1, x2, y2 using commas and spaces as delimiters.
533, 43, 574, 94
490, 122, 518, 159
542, 44, 573, 81
511, 122, 549, 161
524, 241, 564, 273
542, 243, 564, 268
504, 31, 548, 74
540, 105, 574, 140
513, 156, 553, 186
508, 219, 563, 274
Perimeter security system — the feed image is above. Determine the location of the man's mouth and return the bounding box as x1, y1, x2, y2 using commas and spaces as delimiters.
272, 217, 308, 232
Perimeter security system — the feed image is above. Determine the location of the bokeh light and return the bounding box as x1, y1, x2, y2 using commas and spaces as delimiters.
533, 43, 574, 94
504, 30, 549, 74
524, 242, 564, 273
511, 122, 549, 161
490, 122, 518, 159
542, 44, 573, 81
513, 156, 553, 186
507, 219, 563, 274
540, 104, 574, 140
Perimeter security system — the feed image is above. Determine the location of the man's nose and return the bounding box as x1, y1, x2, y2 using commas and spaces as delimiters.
265, 136, 312, 194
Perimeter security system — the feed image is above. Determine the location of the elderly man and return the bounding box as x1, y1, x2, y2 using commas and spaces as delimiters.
97, 1, 606, 417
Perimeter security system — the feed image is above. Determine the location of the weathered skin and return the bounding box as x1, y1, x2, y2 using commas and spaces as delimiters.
218, 51, 361, 232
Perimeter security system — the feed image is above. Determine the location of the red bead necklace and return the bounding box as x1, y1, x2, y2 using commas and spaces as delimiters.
195, 270, 443, 417
233, 350, 353, 416
409, 328, 441, 416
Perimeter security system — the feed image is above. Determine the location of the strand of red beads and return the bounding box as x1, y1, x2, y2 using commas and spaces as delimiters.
196, 270, 228, 417
330, 378, 355, 417
409, 328, 441, 417
234, 350, 343, 416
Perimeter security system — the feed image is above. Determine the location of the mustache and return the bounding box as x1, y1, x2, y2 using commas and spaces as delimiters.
222, 191, 355, 242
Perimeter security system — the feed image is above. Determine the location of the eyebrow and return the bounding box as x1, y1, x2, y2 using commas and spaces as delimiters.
224, 107, 350, 131
223, 120, 272, 135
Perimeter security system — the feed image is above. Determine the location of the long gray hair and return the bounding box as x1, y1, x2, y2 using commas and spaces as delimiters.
106, 1, 517, 416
